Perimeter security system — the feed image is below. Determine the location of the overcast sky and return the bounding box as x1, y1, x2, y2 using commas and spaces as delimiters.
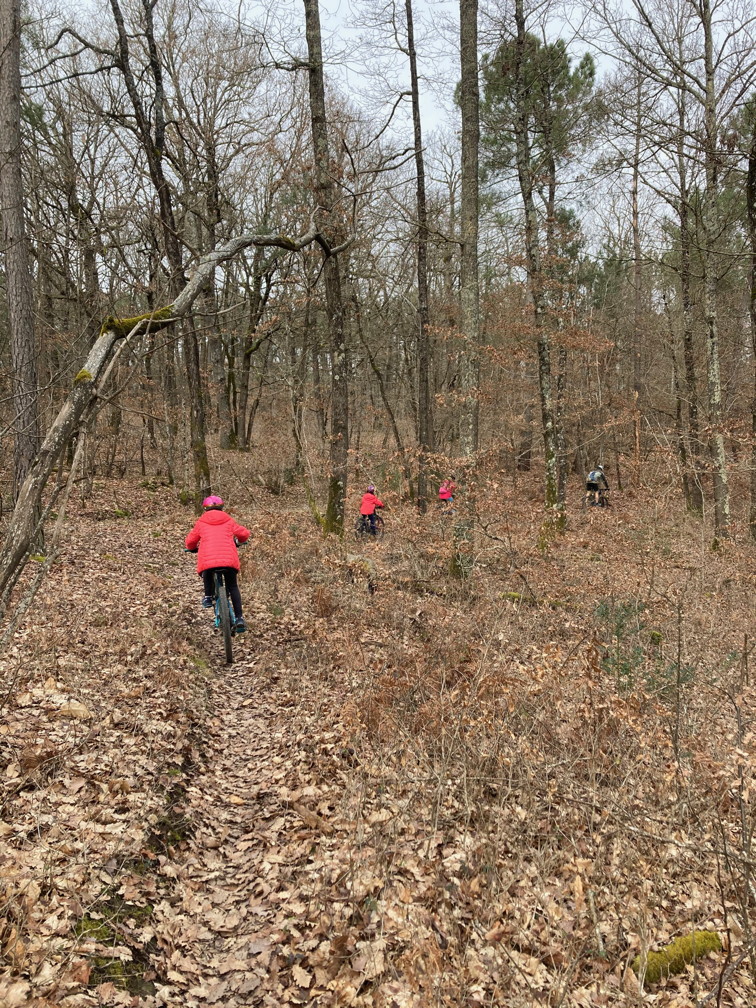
315, 0, 460, 135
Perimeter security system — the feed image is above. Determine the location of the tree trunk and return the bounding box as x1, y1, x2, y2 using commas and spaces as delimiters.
674, 72, 704, 513
312, 338, 327, 441
303, 0, 349, 534
0, 325, 126, 602
746, 103, 756, 540
110, 0, 211, 506
701, 0, 730, 537
237, 260, 273, 449
0, 0, 40, 499
631, 79, 643, 479
458, 0, 480, 459
405, 0, 433, 510
543, 146, 568, 510
202, 292, 234, 450
288, 305, 309, 475
513, 0, 562, 528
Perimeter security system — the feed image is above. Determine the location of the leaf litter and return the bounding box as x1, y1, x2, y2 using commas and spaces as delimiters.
1, 474, 755, 1006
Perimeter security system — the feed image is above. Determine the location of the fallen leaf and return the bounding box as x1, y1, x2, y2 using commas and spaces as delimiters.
58, 700, 93, 719
292, 964, 312, 988
0, 980, 30, 1007
287, 800, 334, 834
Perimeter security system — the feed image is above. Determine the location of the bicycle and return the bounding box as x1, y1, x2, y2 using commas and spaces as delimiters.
186, 544, 244, 665
207, 568, 239, 665
354, 512, 385, 541
582, 488, 610, 509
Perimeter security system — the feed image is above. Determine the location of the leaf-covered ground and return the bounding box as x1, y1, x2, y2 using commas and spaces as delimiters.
2, 472, 755, 1007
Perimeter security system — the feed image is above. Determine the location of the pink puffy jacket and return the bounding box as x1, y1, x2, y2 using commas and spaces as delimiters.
185, 510, 250, 573
360, 492, 384, 515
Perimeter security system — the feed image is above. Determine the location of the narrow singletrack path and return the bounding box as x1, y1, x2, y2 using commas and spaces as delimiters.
148, 588, 350, 1008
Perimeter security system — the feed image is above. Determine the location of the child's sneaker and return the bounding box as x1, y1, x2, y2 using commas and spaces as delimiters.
235, 618, 247, 633
201, 596, 214, 608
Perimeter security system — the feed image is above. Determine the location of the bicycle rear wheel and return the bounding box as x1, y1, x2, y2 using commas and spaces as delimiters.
216, 576, 234, 664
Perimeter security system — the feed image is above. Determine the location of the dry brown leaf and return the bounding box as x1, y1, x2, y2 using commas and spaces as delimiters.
288, 800, 335, 835
484, 922, 508, 942
0, 980, 31, 1007
57, 700, 93, 719
291, 964, 312, 988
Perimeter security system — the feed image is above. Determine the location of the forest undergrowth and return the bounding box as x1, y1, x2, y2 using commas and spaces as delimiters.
1, 460, 755, 1007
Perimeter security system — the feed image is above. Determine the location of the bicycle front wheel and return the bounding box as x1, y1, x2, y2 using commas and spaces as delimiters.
216, 581, 234, 664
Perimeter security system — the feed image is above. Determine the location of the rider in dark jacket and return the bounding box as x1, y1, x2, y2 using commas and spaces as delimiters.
585, 465, 609, 506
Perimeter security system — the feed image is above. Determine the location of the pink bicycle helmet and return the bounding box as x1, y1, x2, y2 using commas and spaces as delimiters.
367, 485, 375, 492
202, 495, 224, 508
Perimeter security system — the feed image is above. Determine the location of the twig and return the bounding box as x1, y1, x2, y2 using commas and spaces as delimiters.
588, 889, 605, 956
694, 945, 753, 1007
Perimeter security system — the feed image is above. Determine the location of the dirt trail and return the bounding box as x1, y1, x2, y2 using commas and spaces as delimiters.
0, 484, 348, 1008
147, 580, 350, 1008
147, 657, 298, 1005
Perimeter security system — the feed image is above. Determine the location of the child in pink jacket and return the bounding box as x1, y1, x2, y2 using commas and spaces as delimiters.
438, 478, 456, 513
359, 485, 384, 535
185, 496, 250, 631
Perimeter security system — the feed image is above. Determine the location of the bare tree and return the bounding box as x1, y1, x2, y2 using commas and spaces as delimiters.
0, 222, 321, 604
1, 0, 39, 499
458, 0, 480, 459
302, 0, 350, 534
593, 0, 756, 535
404, 0, 434, 509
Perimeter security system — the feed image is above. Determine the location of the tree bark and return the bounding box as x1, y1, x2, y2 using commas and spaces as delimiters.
513, 0, 562, 527
303, 0, 349, 534
746, 102, 756, 540
701, 0, 730, 537
631, 77, 643, 477
675, 82, 704, 514
405, 0, 433, 509
110, 0, 211, 505
0, 0, 40, 499
458, 0, 480, 458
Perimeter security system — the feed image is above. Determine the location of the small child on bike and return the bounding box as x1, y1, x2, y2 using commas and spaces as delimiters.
438, 477, 456, 514
185, 496, 250, 632
359, 485, 384, 535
